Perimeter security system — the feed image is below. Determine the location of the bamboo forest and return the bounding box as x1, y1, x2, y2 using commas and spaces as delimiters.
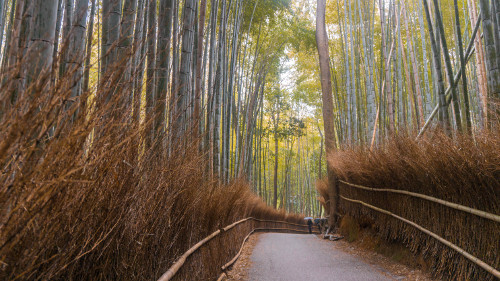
0, 0, 498, 280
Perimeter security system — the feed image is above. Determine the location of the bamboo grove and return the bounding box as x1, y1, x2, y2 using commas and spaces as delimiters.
0, 0, 499, 237
317, 0, 499, 147
0, 0, 326, 219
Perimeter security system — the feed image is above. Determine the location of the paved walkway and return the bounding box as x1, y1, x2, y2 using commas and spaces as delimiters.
248, 233, 392, 281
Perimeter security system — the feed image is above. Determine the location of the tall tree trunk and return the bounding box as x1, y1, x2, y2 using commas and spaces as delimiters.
225, 0, 242, 182
490, 0, 500, 74
316, 0, 338, 227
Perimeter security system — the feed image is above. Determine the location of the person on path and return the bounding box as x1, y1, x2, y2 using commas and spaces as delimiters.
307, 218, 313, 234
315, 218, 321, 233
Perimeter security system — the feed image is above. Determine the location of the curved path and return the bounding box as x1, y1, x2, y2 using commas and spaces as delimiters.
248, 233, 393, 281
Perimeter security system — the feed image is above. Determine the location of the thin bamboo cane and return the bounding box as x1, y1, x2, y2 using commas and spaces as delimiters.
339, 180, 500, 223
340, 195, 500, 279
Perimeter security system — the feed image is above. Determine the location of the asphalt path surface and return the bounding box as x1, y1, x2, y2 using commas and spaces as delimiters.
248, 233, 392, 281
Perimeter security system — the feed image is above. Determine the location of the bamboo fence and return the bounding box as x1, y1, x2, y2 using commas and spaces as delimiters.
157, 217, 315, 281
339, 179, 500, 279
340, 195, 500, 279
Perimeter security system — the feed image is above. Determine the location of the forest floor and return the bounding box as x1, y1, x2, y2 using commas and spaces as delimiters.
225, 233, 433, 281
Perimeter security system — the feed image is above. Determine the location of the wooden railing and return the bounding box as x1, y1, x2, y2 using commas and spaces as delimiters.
157, 217, 317, 281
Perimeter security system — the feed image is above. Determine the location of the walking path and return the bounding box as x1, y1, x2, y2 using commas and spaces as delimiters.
248, 233, 394, 281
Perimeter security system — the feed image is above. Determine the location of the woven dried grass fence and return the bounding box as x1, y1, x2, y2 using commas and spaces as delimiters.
339, 180, 500, 280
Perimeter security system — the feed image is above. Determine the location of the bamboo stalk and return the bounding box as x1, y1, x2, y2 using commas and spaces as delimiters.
402, 4, 424, 128
417, 15, 481, 139
467, 0, 488, 126
453, 0, 471, 133
431, 0, 462, 131
370, 106, 380, 150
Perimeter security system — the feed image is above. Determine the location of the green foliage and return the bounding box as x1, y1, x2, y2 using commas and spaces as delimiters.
242, 0, 292, 33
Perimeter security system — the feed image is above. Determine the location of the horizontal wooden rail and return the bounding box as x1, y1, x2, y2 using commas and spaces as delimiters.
157, 217, 309, 281
252, 218, 309, 227
339, 180, 500, 223
157, 229, 222, 281
340, 195, 500, 279
223, 217, 253, 232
